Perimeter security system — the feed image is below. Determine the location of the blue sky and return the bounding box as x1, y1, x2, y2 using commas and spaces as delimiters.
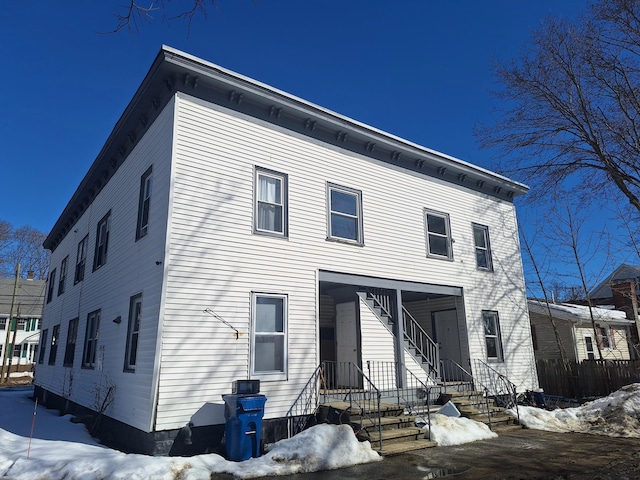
4, 0, 622, 292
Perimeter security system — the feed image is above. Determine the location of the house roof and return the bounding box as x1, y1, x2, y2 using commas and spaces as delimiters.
43, 46, 529, 252
589, 264, 640, 300
0, 278, 46, 317
528, 299, 636, 326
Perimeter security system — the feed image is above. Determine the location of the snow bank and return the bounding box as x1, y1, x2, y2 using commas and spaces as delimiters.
0, 387, 381, 480
508, 383, 640, 438
416, 413, 498, 446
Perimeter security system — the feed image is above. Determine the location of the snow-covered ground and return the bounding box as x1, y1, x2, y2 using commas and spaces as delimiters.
508, 383, 640, 438
0, 384, 639, 479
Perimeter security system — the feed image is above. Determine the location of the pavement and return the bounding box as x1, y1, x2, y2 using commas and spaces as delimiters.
280, 426, 640, 479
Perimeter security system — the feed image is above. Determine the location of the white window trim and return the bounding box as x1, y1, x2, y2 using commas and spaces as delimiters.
82, 310, 101, 369
124, 293, 143, 372
251, 292, 288, 381
254, 167, 288, 237
482, 310, 504, 361
136, 166, 153, 241
326, 183, 364, 245
424, 209, 453, 260
472, 223, 493, 271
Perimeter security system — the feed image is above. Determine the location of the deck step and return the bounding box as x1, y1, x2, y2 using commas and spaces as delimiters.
359, 426, 424, 445
354, 415, 416, 430
322, 401, 404, 416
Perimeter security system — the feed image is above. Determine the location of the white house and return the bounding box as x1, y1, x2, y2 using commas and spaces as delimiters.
0, 275, 45, 372
34, 46, 536, 455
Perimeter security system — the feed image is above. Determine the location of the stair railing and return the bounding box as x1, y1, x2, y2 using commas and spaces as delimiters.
285, 364, 323, 438
439, 358, 475, 393
366, 360, 441, 441
472, 359, 520, 424
364, 288, 439, 380
402, 306, 440, 378
321, 361, 382, 450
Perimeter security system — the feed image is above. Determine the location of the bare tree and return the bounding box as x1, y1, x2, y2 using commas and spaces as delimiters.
478, 0, 640, 214
107, 0, 220, 33
0, 222, 49, 280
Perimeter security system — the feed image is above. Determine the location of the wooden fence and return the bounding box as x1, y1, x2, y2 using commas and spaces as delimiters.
536, 359, 640, 401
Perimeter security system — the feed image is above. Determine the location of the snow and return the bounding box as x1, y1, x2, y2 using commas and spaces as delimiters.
418, 414, 498, 446
508, 383, 640, 438
2, 384, 639, 479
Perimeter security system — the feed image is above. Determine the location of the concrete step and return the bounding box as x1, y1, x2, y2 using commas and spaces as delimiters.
353, 415, 417, 431
372, 438, 437, 456
322, 401, 404, 417
359, 426, 424, 445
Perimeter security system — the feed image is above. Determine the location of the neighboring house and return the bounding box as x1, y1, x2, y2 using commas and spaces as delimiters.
0, 274, 45, 370
34, 46, 537, 455
528, 299, 635, 362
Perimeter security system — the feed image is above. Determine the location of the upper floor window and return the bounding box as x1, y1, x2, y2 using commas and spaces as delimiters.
46, 269, 56, 303
425, 210, 452, 259
251, 293, 287, 379
48, 324, 60, 365
82, 310, 101, 368
124, 294, 142, 372
483, 311, 503, 361
74, 235, 88, 284
58, 256, 68, 296
254, 167, 288, 237
136, 166, 153, 240
327, 183, 363, 244
473, 224, 493, 271
93, 212, 111, 271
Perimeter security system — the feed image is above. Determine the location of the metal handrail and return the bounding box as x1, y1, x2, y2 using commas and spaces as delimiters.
472, 359, 520, 424
285, 364, 323, 438
321, 361, 382, 450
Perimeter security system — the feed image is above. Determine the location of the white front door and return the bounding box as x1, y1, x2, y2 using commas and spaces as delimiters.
433, 309, 463, 367
336, 301, 360, 386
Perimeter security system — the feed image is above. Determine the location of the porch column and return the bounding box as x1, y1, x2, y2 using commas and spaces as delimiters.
394, 288, 406, 388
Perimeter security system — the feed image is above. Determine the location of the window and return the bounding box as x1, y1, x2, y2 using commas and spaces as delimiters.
425, 210, 452, 259
327, 183, 363, 243
251, 293, 287, 378
12, 344, 21, 358
597, 326, 613, 349
0, 318, 5, 330
15, 319, 25, 330
48, 324, 60, 365
124, 294, 142, 371
473, 224, 493, 271
82, 310, 101, 368
38, 329, 48, 364
136, 166, 153, 240
254, 168, 287, 237
46, 269, 56, 303
64, 318, 79, 367
482, 311, 503, 361
93, 212, 111, 271
58, 256, 68, 295
74, 235, 88, 284
584, 335, 596, 360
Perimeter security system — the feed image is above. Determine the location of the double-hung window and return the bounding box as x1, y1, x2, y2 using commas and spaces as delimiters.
124, 294, 142, 372
425, 210, 452, 259
251, 293, 287, 379
93, 212, 111, 271
48, 324, 60, 365
38, 329, 48, 364
64, 318, 78, 367
254, 167, 287, 236
46, 269, 56, 303
473, 224, 493, 271
58, 256, 68, 296
75, 235, 88, 284
327, 183, 363, 244
136, 166, 153, 240
597, 326, 612, 349
82, 310, 101, 368
482, 311, 503, 361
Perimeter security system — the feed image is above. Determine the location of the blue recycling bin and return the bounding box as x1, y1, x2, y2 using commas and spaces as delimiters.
222, 394, 267, 461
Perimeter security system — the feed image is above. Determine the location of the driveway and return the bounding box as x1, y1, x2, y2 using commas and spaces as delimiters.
279, 427, 640, 479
